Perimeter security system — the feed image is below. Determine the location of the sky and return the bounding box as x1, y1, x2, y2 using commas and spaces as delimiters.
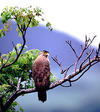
0, 0, 100, 47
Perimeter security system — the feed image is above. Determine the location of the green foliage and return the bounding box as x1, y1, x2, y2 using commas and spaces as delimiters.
0, 84, 10, 93
0, 44, 40, 88
5, 101, 24, 112
0, 44, 40, 111
0, 6, 53, 38
34, 7, 43, 16
50, 72, 58, 82
0, 29, 5, 38
0, 43, 56, 111
0, 6, 53, 111
46, 22, 53, 31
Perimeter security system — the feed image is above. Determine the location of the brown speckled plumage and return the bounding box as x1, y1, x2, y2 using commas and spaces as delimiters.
32, 51, 50, 102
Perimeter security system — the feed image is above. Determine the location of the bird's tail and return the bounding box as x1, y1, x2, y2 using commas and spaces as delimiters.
38, 90, 47, 103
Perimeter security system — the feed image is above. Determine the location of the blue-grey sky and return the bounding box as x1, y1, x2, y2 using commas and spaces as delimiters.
0, 21, 100, 112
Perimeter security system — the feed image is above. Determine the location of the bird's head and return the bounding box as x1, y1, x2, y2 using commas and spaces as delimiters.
39, 50, 49, 58
43, 50, 49, 57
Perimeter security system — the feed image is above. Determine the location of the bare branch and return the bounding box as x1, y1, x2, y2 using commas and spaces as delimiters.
87, 35, 96, 48
50, 56, 100, 89
62, 64, 74, 77
79, 49, 94, 70
51, 56, 64, 73
74, 36, 96, 73
71, 65, 91, 82
66, 40, 78, 58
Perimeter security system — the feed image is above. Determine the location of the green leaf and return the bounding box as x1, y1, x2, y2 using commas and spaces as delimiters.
0, 28, 6, 38
20, 107, 24, 112
46, 22, 53, 31
12, 101, 18, 107
18, 31, 22, 37
0, 84, 10, 93
50, 72, 58, 83
34, 7, 43, 16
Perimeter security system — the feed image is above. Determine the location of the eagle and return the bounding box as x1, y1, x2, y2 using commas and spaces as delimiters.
32, 50, 50, 102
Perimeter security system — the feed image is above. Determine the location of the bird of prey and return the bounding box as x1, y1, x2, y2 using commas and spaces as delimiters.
32, 50, 50, 102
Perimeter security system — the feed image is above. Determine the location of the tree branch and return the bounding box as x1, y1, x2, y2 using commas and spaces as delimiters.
17, 77, 22, 91
3, 56, 100, 112
25, 18, 32, 31
0, 17, 32, 72
0, 30, 26, 72
66, 40, 78, 58
51, 56, 64, 74
79, 49, 94, 71
12, 41, 18, 55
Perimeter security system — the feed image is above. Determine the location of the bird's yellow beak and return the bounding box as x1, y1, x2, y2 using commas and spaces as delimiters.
44, 52, 49, 56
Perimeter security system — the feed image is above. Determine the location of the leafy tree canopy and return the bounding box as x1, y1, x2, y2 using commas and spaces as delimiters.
0, 6, 54, 112
0, 6, 53, 38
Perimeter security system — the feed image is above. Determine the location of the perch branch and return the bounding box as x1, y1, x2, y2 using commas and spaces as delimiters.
3, 56, 100, 111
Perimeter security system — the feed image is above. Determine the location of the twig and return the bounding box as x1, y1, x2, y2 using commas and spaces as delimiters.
71, 65, 91, 82
87, 35, 96, 49
66, 40, 78, 58
74, 36, 96, 73
61, 64, 74, 75
79, 49, 94, 70
51, 56, 64, 73
12, 42, 18, 55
